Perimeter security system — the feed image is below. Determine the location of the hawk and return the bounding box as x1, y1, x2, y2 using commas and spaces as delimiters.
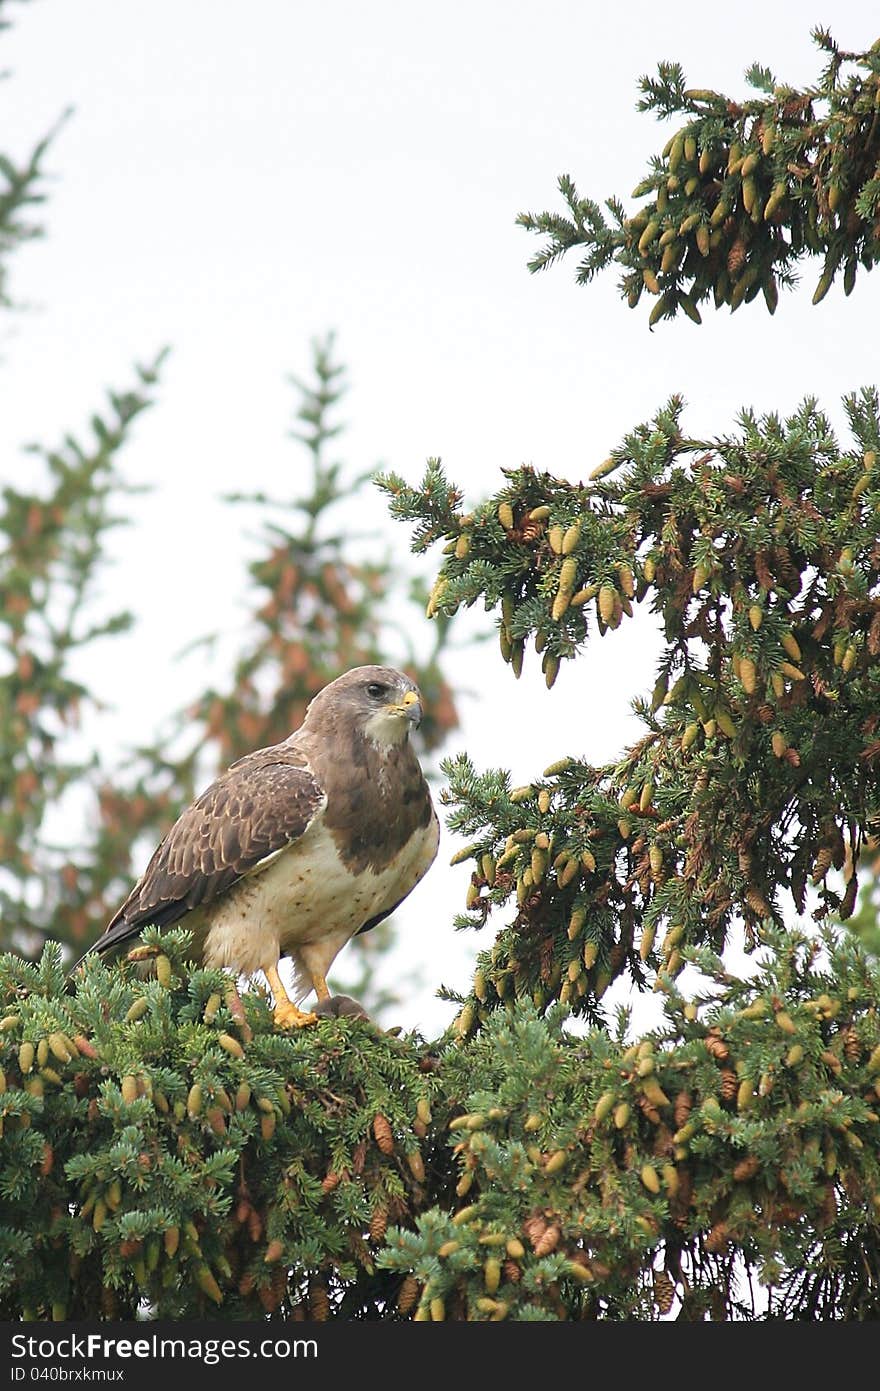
76, 666, 439, 1027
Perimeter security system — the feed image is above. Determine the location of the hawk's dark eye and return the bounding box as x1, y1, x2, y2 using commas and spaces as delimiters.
366, 682, 388, 700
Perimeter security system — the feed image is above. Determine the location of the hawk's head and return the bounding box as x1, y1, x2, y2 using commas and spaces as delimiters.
303, 665, 423, 748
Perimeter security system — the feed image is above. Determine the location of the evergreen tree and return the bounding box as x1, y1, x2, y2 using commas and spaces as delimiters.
1, 0, 170, 961
3, 20, 880, 1324
0, 351, 167, 959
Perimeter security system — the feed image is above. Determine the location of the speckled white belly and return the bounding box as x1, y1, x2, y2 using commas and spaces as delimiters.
200, 813, 439, 980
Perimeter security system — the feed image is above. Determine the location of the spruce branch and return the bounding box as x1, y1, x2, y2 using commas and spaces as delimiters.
518, 30, 880, 322
388, 390, 880, 1022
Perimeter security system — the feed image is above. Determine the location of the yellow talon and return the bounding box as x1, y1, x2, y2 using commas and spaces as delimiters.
273, 1001, 318, 1030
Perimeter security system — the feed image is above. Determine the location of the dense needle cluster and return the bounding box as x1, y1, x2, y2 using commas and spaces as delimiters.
518, 30, 880, 323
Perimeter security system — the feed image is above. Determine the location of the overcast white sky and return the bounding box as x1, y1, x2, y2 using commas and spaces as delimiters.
2, 1, 876, 1034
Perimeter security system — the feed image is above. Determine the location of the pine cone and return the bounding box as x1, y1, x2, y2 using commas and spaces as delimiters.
396, 1274, 421, 1315
705, 1031, 729, 1061
653, 1270, 675, 1314
523, 1213, 548, 1250
534, 1223, 561, 1257
520, 518, 544, 543
372, 1114, 394, 1155
369, 1206, 388, 1244
843, 1027, 861, 1062
745, 886, 772, 917
727, 236, 748, 277
719, 1069, 737, 1102
705, 1221, 729, 1253
637, 1094, 661, 1124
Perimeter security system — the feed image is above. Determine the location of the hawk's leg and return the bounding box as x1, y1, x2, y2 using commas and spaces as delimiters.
311, 973, 331, 1004
265, 963, 318, 1029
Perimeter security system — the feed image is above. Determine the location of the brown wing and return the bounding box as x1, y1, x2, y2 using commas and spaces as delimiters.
81, 748, 325, 961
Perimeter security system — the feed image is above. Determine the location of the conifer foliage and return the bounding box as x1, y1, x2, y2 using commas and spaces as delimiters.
380, 390, 880, 1022
3, 16, 880, 1322
519, 30, 880, 322
0, 934, 441, 1320
3, 926, 880, 1319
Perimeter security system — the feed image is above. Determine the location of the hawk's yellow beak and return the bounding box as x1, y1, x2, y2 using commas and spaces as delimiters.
389, 689, 423, 726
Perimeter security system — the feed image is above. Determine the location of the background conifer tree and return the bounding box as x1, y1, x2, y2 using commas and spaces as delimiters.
0, 0, 457, 975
